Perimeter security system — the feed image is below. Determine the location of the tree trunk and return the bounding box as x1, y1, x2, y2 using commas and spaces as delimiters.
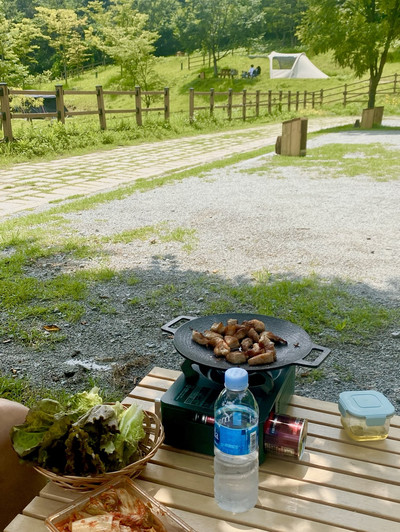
213, 52, 218, 77
368, 74, 380, 109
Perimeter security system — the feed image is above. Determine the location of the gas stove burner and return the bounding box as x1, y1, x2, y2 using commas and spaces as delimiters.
160, 363, 297, 463
197, 364, 274, 393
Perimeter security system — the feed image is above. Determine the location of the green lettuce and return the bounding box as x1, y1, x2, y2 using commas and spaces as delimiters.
114, 403, 146, 466
66, 387, 103, 416
10, 390, 147, 475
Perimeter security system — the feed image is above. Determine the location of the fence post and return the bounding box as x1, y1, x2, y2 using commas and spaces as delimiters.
210, 88, 214, 116
279, 90, 283, 112
96, 85, 107, 130
303, 90, 307, 109
393, 73, 397, 94
343, 84, 347, 107
164, 87, 170, 121
135, 86, 142, 126
55, 84, 65, 124
268, 90, 272, 114
255, 90, 260, 117
242, 89, 247, 121
296, 91, 300, 111
227, 88, 233, 120
288, 90, 291, 112
312, 91, 315, 109
320, 89, 323, 107
0, 82, 13, 142
189, 88, 194, 123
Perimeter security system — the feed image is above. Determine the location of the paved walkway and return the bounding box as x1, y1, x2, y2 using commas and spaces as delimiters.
0, 117, 355, 218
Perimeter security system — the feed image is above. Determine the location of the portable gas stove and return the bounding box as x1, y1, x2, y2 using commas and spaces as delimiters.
160, 314, 330, 463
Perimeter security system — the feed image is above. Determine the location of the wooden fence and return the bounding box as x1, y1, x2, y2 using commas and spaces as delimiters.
189, 87, 322, 122
1, 73, 399, 141
0, 83, 169, 142
320, 73, 399, 106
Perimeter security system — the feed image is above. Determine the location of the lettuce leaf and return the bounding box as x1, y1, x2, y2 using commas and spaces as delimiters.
113, 403, 145, 466
66, 387, 103, 417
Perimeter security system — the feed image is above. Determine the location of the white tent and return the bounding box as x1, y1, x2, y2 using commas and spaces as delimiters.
268, 51, 328, 79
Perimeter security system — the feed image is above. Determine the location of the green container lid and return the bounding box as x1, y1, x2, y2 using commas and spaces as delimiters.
339, 390, 395, 426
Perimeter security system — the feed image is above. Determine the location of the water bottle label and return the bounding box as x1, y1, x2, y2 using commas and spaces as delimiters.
214, 423, 258, 455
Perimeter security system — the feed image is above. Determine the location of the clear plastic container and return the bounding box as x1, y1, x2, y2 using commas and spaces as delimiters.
45, 476, 195, 532
338, 390, 395, 441
214, 368, 259, 513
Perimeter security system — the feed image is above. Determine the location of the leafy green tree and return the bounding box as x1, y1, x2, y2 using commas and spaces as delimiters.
297, 0, 400, 108
176, 0, 266, 76
130, 0, 181, 56
3, 0, 42, 20
11, 17, 45, 72
0, 1, 28, 85
262, 0, 307, 48
35, 7, 90, 80
86, 0, 162, 92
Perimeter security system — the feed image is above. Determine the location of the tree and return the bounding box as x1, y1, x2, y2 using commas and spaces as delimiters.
0, 2, 28, 86
86, 0, 162, 92
176, 0, 266, 76
35, 7, 90, 80
262, 0, 307, 48
130, 0, 181, 56
297, 0, 400, 109
11, 17, 45, 72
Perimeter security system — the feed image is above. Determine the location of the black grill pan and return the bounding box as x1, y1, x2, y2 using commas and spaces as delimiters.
162, 313, 330, 372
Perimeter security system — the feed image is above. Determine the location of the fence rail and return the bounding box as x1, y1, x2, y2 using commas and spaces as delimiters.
0, 83, 169, 141
1, 74, 399, 141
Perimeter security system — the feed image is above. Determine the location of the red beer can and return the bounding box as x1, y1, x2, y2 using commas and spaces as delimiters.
264, 413, 307, 459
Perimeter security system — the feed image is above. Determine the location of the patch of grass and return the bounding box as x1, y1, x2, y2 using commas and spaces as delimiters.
245, 143, 400, 181
0, 375, 73, 407
145, 283, 178, 308
104, 223, 198, 252
299, 369, 325, 383
105, 225, 162, 244
333, 364, 354, 382
159, 227, 198, 252
75, 267, 116, 282
202, 273, 399, 346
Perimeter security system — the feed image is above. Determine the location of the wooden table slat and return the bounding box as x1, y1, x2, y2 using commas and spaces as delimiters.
305, 435, 400, 469
4, 514, 46, 532
261, 455, 400, 501
136, 479, 354, 532
22, 496, 65, 520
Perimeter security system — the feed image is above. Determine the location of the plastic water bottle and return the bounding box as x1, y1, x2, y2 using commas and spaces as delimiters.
214, 368, 259, 512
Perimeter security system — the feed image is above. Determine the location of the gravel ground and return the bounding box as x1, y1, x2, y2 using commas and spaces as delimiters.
2, 126, 400, 412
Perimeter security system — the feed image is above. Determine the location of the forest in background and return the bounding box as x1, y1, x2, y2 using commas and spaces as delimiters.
1, 0, 306, 88
2, 1, 400, 111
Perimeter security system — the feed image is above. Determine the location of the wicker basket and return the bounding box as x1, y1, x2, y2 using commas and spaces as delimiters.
34, 410, 164, 492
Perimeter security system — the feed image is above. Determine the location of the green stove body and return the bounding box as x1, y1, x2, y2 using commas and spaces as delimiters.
160, 360, 295, 464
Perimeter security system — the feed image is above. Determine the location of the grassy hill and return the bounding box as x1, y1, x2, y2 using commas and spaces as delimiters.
57, 51, 400, 115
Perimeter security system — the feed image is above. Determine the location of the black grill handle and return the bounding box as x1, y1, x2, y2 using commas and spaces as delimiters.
161, 315, 197, 335
295, 344, 331, 368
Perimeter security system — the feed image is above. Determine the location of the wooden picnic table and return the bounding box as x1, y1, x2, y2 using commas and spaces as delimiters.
4, 366, 400, 532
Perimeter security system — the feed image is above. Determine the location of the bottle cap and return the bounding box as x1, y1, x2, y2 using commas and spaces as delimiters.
224, 368, 248, 391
